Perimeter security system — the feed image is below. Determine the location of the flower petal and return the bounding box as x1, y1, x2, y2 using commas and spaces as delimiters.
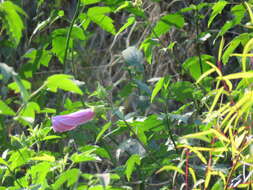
51, 108, 94, 133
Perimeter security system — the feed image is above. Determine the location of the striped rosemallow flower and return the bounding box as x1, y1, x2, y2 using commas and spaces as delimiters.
52, 108, 95, 132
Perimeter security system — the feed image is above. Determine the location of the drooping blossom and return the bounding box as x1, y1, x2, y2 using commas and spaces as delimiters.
52, 108, 94, 132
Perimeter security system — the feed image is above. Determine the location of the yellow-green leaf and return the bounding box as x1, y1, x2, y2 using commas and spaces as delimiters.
0, 100, 15, 116
151, 77, 164, 103
31, 154, 55, 162
245, 2, 253, 25
218, 37, 225, 61
218, 72, 253, 80
156, 165, 185, 175
46, 74, 83, 95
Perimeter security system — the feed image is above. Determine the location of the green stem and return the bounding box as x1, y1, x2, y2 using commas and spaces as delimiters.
195, 7, 203, 74
63, 0, 81, 73
164, 100, 178, 154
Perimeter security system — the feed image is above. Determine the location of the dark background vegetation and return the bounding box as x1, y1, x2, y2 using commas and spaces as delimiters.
0, 0, 253, 189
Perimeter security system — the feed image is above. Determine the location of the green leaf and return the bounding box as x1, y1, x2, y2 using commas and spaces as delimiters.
117, 16, 135, 35
79, 13, 91, 30
51, 27, 85, 63
8, 148, 33, 170
40, 108, 56, 113
209, 88, 225, 113
8, 79, 31, 93
170, 81, 194, 102
96, 122, 111, 143
71, 151, 100, 163
0, 1, 26, 46
52, 26, 85, 40
52, 169, 80, 189
245, 2, 253, 25
156, 165, 185, 175
81, 0, 101, 5
18, 102, 40, 124
13, 76, 30, 102
0, 157, 9, 166
218, 4, 245, 36
87, 7, 116, 34
218, 37, 224, 62
211, 179, 224, 190
125, 154, 141, 181
31, 154, 55, 162
208, 1, 228, 28
46, 74, 83, 95
0, 100, 15, 116
24, 49, 52, 67
151, 77, 164, 103
222, 33, 250, 64
219, 71, 253, 80
79, 145, 110, 159
115, 1, 131, 12
140, 38, 159, 64
42, 135, 61, 141
30, 10, 64, 40
182, 54, 214, 80
27, 162, 51, 186
184, 129, 229, 143
153, 13, 184, 37
0, 63, 30, 102
242, 38, 253, 72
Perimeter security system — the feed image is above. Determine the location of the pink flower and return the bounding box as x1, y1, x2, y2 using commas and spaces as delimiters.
52, 109, 94, 132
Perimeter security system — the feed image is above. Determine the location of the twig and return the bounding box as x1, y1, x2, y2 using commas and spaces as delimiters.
126, 22, 137, 47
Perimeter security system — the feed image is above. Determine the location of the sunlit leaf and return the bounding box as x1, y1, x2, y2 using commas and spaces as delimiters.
151, 77, 165, 103
209, 87, 224, 113
196, 68, 216, 84
242, 38, 253, 72
0, 100, 15, 116
71, 151, 101, 163
182, 55, 214, 80
0, 157, 9, 166
245, 2, 253, 25
219, 4, 245, 36
31, 154, 55, 162
178, 145, 227, 152
205, 171, 211, 189
208, 1, 228, 28
42, 135, 61, 141
0, 1, 26, 46
153, 13, 184, 37
125, 154, 141, 181
218, 37, 224, 62
117, 17, 135, 34
8, 79, 31, 93
156, 165, 185, 175
0, 63, 30, 102
87, 7, 116, 34
96, 122, 111, 143
46, 74, 83, 95
218, 72, 253, 80
222, 33, 250, 64
18, 102, 40, 124
52, 169, 80, 189
81, 0, 101, 5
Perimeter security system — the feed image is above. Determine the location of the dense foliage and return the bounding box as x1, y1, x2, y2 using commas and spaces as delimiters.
1, 0, 253, 189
